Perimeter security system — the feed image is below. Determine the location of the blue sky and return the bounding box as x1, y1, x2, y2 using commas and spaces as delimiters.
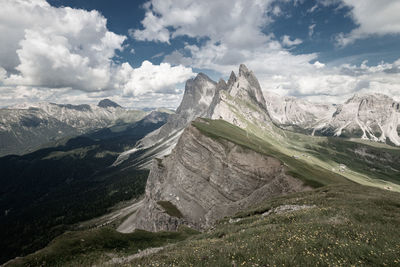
0, 0, 399, 108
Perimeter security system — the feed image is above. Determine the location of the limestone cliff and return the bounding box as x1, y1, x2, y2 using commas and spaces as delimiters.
118, 119, 308, 233
113, 73, 217, 167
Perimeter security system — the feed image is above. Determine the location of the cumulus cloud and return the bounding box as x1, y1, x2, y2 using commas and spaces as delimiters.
132, 0, 274, 49
0, 0, 195, 108
0, 0, 126, 91
337, 0, 400, 46
114, 60, 195, 97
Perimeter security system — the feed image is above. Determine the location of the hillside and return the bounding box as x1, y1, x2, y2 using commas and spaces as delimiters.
6, 120, 400, 266
0, 111, 169, 264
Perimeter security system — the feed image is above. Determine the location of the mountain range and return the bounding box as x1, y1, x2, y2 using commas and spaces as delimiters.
2, 64, 400, 266
0, 99, 146, 156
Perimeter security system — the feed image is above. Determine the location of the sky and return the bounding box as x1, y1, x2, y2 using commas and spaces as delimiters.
0, 0, 400, 109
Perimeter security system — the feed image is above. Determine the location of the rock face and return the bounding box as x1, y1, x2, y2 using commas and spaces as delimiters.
0, 101, 145, 156
98, 99, 122, 109
117, 120, 308, 232
140, 73, 217, 148
264, 92, 336, 133
315, 94, 400, 145
113, 73, 218, 167
208, 64, 275, 136
264, 92, 400, 146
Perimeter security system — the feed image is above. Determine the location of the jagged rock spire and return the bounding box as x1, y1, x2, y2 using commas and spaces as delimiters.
227, 71, 237, 87
239, 64, 249, 76
176, 73, 216, 114
230, 64, 267, 110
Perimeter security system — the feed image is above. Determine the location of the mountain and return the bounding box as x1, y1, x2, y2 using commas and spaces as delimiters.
262, 92, 400, 146
97, 98, 122, 108
112, 73, 218, 168
117, 119, 308, 233
314, 94, 400, 145
115, 64, 400, 235
265, 92, 336, 133
0, 100, 146, 156
209, 64, 272, 128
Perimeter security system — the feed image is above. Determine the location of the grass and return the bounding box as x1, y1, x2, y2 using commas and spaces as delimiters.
193, 118, 400, 192
192, 119, 350, 187
131, 184, 400, 266
8, 226, 199, 266
157, 201, 184, 218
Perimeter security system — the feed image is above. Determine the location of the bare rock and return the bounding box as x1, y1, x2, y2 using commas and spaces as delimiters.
118, 120, 309, 232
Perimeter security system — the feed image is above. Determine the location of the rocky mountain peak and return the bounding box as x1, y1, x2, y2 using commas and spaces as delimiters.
194, 72, 213, 82
239, 63, 250, 76
130, 72, 218, 158
229, 64, 267, 110
227, 71, 237, 87
176, 73, 217, 115
98, 99, 121, 108
216, 78, 227, 90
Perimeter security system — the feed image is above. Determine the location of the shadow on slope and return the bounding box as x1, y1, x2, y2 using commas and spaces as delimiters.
0, 113, 167, 264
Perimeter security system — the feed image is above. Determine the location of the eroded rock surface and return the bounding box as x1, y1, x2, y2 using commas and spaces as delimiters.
118, 121, 308, 232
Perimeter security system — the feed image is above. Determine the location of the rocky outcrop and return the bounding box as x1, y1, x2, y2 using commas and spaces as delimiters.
98, 99, 122, 109
209, 64, 276, 138
117, 120, 308, 233
264, 92, 336, 133
315, 94, 400, 145
113, 73, 218, 167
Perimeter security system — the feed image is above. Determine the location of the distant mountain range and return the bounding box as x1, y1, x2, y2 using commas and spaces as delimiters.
0, 99, 147, 156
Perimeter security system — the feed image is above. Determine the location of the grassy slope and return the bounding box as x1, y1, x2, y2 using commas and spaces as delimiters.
132, 184, 400, 266
0, 118, 165, 264
8, 227, 199, 266
193, 119, 351, 187
196, 118, 400, 192
213, 91, 400, 191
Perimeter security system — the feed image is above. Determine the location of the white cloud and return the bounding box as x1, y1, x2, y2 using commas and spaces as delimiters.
114, 60, 195, 97
151, 52, 165, 59
0, 0, 126, 91
307, 4, 318, 13
281, 35, 303, 47
337, 0, 400, 46
267, 59, 400, 103
308, 24, 316, 37
0, 0, 195, 108
132, 0, 274, 49
271, 5, 282, 16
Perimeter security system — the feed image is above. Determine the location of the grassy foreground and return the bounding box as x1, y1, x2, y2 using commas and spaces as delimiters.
7, 227, 199, 266
131, 184, 400, 266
